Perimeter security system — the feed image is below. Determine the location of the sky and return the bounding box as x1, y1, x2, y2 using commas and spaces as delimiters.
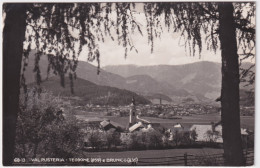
8, 2, 253, 68
80, 28, 223, 67
77, 3, 255, 67
78, 9, 223, 67
3, 2, 253, 68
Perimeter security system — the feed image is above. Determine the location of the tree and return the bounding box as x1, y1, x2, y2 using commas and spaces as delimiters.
3, 2, 255, 166
172, 130, 181, 147
205, 130, 221, 143
162, 130, 171, 147
87, 130, 103, 150
120, 133, 133, 149
3, 3, 139, 165
190, 129, 198, 144
218, 3, 244, 165
105, 130, 121, 149
145, 129, 163, 149
3, 4, 27, 165
15, 89, 83, 159
180, 132, 192, 145
144, 2, 254, 165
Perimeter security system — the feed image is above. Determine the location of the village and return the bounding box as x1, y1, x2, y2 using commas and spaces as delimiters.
75, 97, 253, 151
83, 101, 220, 118
79, 98, 253, 119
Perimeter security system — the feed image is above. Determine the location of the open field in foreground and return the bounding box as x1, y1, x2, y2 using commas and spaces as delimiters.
81, 148, 253, 166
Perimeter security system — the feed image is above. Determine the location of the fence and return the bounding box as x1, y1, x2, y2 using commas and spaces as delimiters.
13, 149, 254, 166
244, 149, 254, 166
136, 149, 254, 166
82, 148, 254, 166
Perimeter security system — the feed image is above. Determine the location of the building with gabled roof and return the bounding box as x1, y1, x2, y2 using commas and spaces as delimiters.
127, 97, 164, 134
166, 123, 190, 141
129, 122, 145, 132
190, 122, 248, 143
100, 119, 124, 131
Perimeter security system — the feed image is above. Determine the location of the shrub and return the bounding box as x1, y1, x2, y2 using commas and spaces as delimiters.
145, 129, 163, 149
15, 89, 84, 159
87, 130, 104, 150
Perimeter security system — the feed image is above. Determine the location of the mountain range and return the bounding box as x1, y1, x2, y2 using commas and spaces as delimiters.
103, 62, 221, 100
24, 51, 151, 106
34, 76, 151, 106
104, 62, 255, 101
23, 50, 255, 105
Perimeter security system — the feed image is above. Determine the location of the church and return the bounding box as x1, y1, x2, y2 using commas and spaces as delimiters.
127, 96, 162, 133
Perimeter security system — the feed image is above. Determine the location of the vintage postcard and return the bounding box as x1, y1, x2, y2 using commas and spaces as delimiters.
2, 1, 255, 166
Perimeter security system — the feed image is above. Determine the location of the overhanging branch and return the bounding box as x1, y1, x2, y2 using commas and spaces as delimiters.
235, 23, 255, 34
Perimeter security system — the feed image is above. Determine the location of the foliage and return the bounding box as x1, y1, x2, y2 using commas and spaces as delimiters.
17, 3, 143, 93
12, 2, 254, 92
143, 2, 255, 85
190, 129, 198, 143
172, 130, 182, 146
167, 129, 198, 147
120, 129, 163, 150
15, 89, 84, 158
105, 130, 121, 149
120, 133, 133, 149
180, 132, 192, 145
87, 130, 104, 150
205, 130, 221, 143
4, 2, 256, 166
146, 129, 164, 148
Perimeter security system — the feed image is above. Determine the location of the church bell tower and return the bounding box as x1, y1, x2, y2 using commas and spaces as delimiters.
129, 96, 136, 127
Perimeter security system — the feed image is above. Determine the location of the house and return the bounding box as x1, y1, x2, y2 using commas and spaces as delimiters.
190, 122, 248, 143
100, 119, 124, 131
166, 123, 190, 141
169, 123, 190, 131
129, 122, 145, 132
141, 124, 154, 132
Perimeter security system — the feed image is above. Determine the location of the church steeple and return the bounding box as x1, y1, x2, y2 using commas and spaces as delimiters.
131, 96, 136, 106
129, 96, 136, 127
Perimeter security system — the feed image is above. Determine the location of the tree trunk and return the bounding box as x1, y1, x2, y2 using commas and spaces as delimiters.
218, 2, 244, 166
3, 4, 27, 165
33, 142, 39, 158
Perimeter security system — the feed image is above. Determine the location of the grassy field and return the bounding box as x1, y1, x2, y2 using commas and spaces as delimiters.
81, 147, 254, 166
79, 148, 225, 166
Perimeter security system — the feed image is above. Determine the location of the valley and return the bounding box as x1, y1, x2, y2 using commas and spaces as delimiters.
24, 51, 255, 106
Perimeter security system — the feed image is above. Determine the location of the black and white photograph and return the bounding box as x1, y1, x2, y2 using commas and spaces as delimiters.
2, 1, 256, 166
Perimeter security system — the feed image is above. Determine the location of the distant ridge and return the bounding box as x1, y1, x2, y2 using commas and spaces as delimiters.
29, 76, 151, 106
24, 51, 187, 103
24, 50, 255, 103
104, 61, 255, 100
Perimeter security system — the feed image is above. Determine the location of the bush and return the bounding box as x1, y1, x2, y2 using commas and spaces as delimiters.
87, 130, 104, 150
15, 89, 84, 159
146, 129, 163, 149
120, 129, 163, 150
120, 133, 133, 149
